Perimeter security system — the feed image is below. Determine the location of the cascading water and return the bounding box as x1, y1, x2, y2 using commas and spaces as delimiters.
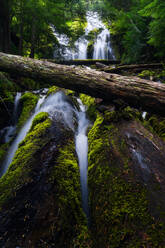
0, 91, 76, 177
53, 11, 115, 60
75, 99, 90, 219
1, 91, 90, 220
74, 11, 115, 60
0, 92, 90, 221
0, 92, 22, 144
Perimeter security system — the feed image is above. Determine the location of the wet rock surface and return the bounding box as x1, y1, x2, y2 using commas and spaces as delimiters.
88, 113, 165, 247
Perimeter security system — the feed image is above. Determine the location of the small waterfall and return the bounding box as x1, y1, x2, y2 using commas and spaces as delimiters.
1, 91, 90, 221
1, 92, 79, 175
0, 92, 22, 143
75, 99, 90, 220
13, 92, 22, 124
93, 29, 115, 60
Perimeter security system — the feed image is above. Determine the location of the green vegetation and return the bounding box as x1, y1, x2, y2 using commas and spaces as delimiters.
17, 92, 38, 130
0, 0, 88, 58
88, 110, 165, 247
80, 94, 96, 121
91, 0, 165, 63
0, 112, 52, 209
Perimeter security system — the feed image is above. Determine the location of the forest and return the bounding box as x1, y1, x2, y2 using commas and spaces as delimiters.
1, 0, 165, 247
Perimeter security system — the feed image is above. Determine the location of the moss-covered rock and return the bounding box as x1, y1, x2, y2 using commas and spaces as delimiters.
0, 109, 90, 247
80, 93, 97, 121
88, 111, 165, 247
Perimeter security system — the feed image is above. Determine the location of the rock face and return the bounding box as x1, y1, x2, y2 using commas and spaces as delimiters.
88, 109, 165, 247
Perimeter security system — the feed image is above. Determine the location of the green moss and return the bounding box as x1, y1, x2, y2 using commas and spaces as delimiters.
0, 72, 16, 102
47, 86, 60, 96
138, 69, 165, 83
48, 137, 91, 247
88, 111, 165, 247
17, 92, 38, 130
80, 94, 96, 121
0, 143, 9, 165
30, 112, 49, 131
0, 113, 51, 209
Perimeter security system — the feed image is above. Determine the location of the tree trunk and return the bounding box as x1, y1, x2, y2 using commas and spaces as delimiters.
0, 0, 11, 53
0, 52, 165, 116
30, 19, 36, 58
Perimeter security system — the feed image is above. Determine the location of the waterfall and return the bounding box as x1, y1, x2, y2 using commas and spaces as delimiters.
93, 28, 115, 60
53, 11, 115, 60
1, 91, 90, 220
0, 92, 75, 177
73, 11, 115, 60
75, 99, 90, 219
13, 92, 22, 124
0, 92, 22, 144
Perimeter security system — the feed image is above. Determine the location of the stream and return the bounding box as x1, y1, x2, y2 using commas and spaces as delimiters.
0, 91, 90, 220
0, 11, 114, 220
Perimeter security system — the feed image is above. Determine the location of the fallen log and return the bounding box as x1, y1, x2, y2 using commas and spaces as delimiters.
48, 59, 120, 66
101, 63, 163, 73
0, 52, 165, 116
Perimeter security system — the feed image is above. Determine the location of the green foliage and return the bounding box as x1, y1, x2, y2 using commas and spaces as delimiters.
99, 0, 165, 62
17, 92, 38, 130
0, 72, 16, 101
140, 0, 165, 59
0, 0, 89, 58
143, 115, 165, 141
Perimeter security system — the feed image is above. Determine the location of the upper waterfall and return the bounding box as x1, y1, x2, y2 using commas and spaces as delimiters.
53, 11, 115, 60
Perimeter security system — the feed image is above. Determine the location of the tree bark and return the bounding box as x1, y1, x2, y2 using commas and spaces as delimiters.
48, 59, 120, 66
0, 52, 165, 116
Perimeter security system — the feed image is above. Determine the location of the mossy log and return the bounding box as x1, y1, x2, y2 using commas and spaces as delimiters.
0, 53, 165, 116
101, 63, 163, 73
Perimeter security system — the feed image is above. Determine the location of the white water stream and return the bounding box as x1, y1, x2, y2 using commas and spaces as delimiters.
0, 92, 22, 143
0, 92, 90, 220
75, 99, 90, 218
